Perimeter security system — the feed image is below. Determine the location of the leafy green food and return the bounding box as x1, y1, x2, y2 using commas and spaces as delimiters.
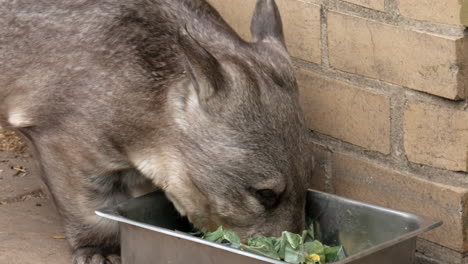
324, 245, 346, 262
189, 220, 347, 264
200, 226, 241, 248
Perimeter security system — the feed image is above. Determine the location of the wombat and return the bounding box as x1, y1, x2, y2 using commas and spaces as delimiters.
0, 0, 313, 263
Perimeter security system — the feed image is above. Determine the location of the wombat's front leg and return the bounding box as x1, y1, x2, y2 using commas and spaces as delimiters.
31, 139, 136, 264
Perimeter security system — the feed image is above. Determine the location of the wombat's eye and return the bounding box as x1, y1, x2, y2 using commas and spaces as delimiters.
253, 189, 280, 209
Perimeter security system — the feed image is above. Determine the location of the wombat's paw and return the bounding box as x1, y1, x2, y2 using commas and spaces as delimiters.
73, 248, 121, 264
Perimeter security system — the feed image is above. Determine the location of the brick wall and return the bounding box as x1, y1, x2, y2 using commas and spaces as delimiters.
208, 0, 468, 263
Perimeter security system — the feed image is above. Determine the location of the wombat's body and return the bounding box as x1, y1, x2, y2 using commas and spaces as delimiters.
0, 0, 312, 263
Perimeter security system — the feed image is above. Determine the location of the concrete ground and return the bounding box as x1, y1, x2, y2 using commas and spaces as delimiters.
0, 131, 71, 264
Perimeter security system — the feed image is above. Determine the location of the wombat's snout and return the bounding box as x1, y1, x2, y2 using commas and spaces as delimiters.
239, 216, 305, 242
238, 197, 306, 241
275, 214, 305, 236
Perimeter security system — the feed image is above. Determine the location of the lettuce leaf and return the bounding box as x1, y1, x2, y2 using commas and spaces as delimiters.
191, 221, 346, 264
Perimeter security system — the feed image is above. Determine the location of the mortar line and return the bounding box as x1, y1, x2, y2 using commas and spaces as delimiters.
308, 131, 468, 189
389, 89, 407, 163
320, 4, 330, 67
384, 0, 399, 17
415, 238, 466, 263
293, 58, 468, 111
324, 144, 334, 193
328, 0, 465, 37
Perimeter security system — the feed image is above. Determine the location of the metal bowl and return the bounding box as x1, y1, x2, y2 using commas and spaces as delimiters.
96, 190, 441, 264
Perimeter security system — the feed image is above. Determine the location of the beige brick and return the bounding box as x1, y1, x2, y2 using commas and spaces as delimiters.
208, 0, 321, 63
328, 11, 467, 100
416, 239, 466, 264
343, 0, 385, 11
332, 152, 468, 251
398, 0, 468, 26
463, 2, 468, 26
297, 69, 391, 154
404, 103, 468, 172
464, 195, 468, 250
460, 37, 468, 97
276, 0, 321, 63
207, 0, 256, 40
308, 143, 330, 192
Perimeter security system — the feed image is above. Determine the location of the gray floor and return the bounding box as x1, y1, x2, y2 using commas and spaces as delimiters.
0, 151, 71, 264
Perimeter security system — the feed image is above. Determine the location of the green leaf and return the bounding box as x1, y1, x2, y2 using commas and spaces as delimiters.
336, 246, 346, 261
283, 243, 305, 264
191, 222, 347, 264
304, 240, 326, 263
248, 237, 278, 251
283, 231, 302, 249
223, 230, 241, 245
306, 218, 315, 240
272, 237, 282, 253
300, 230, 309, 244
313, 222, 323, 241
202, 226, 224, 242
278, 237, 285, 259
241, 244, 281, 260
324, 245, 347, 262
304, 240, 324, 255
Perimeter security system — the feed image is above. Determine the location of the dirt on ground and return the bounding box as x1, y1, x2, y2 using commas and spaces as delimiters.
0, 129, 26, 152
0, 129, 71, 264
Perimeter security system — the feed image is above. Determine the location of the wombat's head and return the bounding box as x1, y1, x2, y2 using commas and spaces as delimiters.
164, 0, 312, 239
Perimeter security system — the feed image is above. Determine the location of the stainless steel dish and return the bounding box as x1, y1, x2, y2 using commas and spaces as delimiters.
96, 190, 442, 264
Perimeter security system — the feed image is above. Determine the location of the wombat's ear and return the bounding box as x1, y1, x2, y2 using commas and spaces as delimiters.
178, 26, 224, 101
250, 0, 286, 48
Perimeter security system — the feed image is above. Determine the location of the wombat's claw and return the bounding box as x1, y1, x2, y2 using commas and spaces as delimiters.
73, 248, 121, 264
